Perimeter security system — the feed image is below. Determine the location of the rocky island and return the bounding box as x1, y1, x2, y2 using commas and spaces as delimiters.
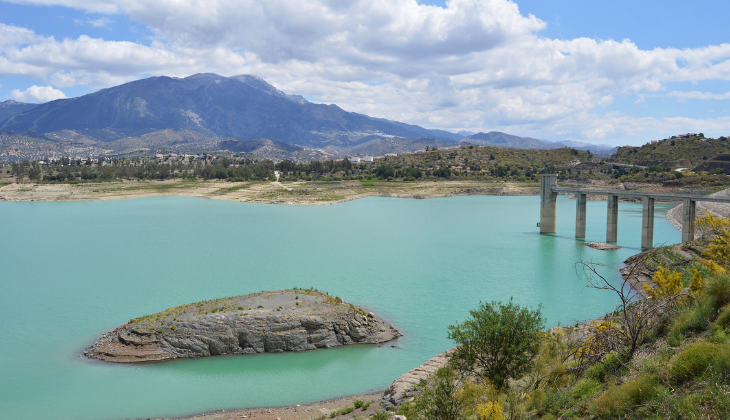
84, 289, 401, 363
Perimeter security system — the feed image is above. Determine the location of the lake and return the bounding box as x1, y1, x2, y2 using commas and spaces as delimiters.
0, 195, 680, 420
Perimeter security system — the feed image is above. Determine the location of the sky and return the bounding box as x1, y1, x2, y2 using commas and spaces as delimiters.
0, 0, 729, 146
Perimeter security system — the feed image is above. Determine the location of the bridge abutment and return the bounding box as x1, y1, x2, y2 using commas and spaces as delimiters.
682, 198, 696, 242
540, 174, 558, 233
642, 196, 655, 250
606, 194, 618, 243
575, 193, 587, 238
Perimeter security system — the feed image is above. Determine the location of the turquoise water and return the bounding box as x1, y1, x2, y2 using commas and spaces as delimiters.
0, 195, 680, 420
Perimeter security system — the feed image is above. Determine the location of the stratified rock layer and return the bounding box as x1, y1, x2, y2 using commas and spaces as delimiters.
85, 289, 401, 363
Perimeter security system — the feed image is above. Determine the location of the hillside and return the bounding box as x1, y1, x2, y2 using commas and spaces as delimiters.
0, 73, 461, 147
340, 136, 470, 156
611, 134, 730, 167
0, 129, 334, 162
463, 131, 617, 156
463, 131, 564, 149
383, 144, 595, 176
0, 100, 37, 124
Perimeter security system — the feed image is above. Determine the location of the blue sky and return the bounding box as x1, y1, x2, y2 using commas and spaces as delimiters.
1, 0, 729, 145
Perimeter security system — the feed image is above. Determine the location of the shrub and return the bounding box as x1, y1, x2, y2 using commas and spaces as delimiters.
589, 374, 657, 417
420, 367, 464, 420
712, 344, 730, 384
340, 407, 354, 415
571, 378, 601, 400
455, 380, 497, 415
475, 401, 504, 420
371, 413, 389, 420
585, 352, 623, 383
714, 304, 730, 328
353, 400, 364, 409
669, 342, 718, 384
706, 274, 730, 311
448, 298, 544, 389
668, 300, 714, 342
527, 389, 545, 411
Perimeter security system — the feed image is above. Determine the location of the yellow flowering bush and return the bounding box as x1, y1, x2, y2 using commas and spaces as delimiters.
476, 401, 504, 420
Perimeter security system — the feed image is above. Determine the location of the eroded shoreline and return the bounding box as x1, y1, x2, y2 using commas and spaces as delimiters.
0, 179, 540, 205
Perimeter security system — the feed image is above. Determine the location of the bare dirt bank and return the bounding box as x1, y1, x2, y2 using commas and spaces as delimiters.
0, 179, 540, 204
665, 186, 730, 231
150, 392, 384, 420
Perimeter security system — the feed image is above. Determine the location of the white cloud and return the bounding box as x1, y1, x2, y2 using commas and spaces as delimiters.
74, 17, 113, 28
1, 0, 730, 143
88, 17, 112, 28
668, 91, 730, 100
9, 85, 67, 103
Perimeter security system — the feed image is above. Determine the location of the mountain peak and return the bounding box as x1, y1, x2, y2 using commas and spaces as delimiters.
0, 100, 29, 108
230, 74, 308, 105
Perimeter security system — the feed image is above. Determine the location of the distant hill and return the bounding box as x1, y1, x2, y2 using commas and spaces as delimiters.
219, 138, 302, 154
0, 73, 461, 147
0, 100, 38, 125
463, 131, 564, 149
461, 131, 616, 156
611, 135, 730, 167
0, 128, 333, 162
328, 136, 470, 156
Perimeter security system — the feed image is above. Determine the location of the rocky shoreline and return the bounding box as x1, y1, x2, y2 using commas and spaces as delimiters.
85, 289, 401, 363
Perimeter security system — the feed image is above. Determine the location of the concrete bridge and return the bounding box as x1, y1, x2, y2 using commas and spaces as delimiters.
539, 174, 730, 249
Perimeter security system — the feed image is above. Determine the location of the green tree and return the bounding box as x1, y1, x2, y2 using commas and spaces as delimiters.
406, 167, 423, 178
447, 298, 544, 389
375, 164, 396, 179
414, 367, 464, 420
433, 166, 452, 178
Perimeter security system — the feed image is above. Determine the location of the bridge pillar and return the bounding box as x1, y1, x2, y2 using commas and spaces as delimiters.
575, 193, 587, 238
682, 198, 696, 242
606, 194, 618, 242
540, 174, 558, 233
642, 196, 655, 249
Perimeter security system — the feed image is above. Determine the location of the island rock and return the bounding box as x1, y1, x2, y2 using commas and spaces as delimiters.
84, 289, 401, 363
584, 242, 622, 251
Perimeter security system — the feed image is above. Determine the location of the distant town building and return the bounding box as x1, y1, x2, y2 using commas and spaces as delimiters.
350, 157, 361, 163
623, 145, 633, 148
651, 140, 658, 144
678, 133, 698, 138
385, 153, 398, 157
363, 156, 374, 162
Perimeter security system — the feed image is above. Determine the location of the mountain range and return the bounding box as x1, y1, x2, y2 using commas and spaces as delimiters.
0, 74, 616, 159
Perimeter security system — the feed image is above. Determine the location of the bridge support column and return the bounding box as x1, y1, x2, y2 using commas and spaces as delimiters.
642, 196, 655, 249
540, 174, 558, 233
607, 194, 618, 242
575, 193, 586, 238
682, 198, 696, 242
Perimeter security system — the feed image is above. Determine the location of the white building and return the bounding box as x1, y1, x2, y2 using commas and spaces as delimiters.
350, 157, 361, 163
363, 156, 374, 162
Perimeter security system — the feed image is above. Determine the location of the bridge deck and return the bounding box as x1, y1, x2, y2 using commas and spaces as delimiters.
553, 187, 730, 204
